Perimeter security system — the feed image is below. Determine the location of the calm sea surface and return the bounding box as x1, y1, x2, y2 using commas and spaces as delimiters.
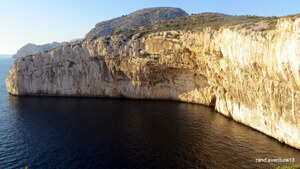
0, 58, 300, 169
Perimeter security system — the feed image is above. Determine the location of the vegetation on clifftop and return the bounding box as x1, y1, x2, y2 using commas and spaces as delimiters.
283, 13, 300, 21
276, 165, 300, 169
114, 13, 278, 36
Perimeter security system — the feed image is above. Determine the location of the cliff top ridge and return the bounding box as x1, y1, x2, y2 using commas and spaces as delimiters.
113, 12, 282, 36
85, 7, 188, 38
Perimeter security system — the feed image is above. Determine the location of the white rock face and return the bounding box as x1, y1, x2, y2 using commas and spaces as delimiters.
6, 17, 300, 149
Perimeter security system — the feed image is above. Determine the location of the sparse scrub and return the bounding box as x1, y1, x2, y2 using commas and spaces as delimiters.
171, 34, 180, 39
267, 20, 277, 30
204, 51, 210, 55
115, 29, 138, 37
284, 14, 300, 21
258, 28, 267, 32
139, 51, 151, 58
276, 165, 300, 169
245, 25, 252, 30
113, 13, 279, 36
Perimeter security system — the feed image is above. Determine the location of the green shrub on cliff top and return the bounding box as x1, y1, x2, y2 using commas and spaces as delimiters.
276, 165, 300, 169
139, 51, 151, 58
114, 13, 278, 36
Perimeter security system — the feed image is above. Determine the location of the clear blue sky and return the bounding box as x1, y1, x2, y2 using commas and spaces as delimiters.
0, 0, 299, 54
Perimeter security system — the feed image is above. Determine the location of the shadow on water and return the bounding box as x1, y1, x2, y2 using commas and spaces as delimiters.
1, 59, 300, 168
2, 95, 299, 169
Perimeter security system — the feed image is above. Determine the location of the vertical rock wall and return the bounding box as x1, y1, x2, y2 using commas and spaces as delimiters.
6, 17, 300, 149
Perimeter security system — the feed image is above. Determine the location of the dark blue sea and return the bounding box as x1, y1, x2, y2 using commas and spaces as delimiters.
0, 58, 299, 169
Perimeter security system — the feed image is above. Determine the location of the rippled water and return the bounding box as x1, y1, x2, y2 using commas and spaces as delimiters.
0, 58, 300, 169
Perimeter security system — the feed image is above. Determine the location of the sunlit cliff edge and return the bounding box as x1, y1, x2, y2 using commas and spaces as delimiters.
5, 14, 300, 149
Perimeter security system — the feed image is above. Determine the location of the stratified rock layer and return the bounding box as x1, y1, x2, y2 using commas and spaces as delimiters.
6, 17, 300, 149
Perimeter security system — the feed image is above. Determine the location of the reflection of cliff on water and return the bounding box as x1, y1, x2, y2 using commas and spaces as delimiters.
4, 95, 300, 168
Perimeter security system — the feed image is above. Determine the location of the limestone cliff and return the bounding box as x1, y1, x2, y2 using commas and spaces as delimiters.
6, 15, 300, 149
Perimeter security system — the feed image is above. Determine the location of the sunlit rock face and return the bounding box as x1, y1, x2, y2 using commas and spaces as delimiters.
6, 17, 300, 149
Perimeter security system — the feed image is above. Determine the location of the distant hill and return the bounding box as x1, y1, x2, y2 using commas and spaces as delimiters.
85, 7, 188, 38
12, 42, 63, 58
69, 38, 84, 42
13, 7, 186, 58
12, 38, 83, 59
